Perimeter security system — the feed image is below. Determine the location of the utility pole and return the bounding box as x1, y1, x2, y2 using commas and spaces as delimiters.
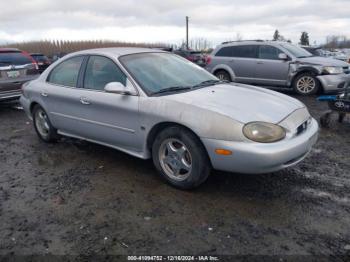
186, 16, 189, 50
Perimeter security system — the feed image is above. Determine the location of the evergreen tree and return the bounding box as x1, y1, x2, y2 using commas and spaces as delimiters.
300, 32, 310, 46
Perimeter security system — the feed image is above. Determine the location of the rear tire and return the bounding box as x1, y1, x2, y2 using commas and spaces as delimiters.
215, 70, 232, 82
292, 72, 320, 95
32, 105, 59, 142
152, 126, 211, 189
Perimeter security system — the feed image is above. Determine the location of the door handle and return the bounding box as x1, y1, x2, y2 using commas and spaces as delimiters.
257, 61, 264, 64
80, 97, 90, 105
41, 92, 48, 97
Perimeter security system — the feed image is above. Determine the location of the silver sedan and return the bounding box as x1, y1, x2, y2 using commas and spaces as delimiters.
20, 48, 319, 189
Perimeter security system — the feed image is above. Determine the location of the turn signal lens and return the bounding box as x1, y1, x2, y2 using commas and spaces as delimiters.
215, 149, 232, 155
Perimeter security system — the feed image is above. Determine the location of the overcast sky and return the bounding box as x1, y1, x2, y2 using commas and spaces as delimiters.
0, 0, 349, 46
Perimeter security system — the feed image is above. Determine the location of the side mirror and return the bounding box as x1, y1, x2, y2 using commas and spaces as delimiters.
278, 53, 288, 60
104, 81, 135, 95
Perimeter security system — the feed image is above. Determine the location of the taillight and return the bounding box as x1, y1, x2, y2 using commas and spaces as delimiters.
206, 55, 212, 65
187, 55, 194, 61
21, 51, 39, 70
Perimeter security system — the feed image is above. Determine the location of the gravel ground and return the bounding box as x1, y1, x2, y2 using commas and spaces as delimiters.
0, 94, 349, 260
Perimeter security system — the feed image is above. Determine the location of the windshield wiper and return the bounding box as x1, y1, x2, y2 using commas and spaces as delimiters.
152, 86, 192, 95
192, 79, 229, 88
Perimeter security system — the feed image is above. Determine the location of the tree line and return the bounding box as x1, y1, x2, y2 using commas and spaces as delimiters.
0, 40, 168, 57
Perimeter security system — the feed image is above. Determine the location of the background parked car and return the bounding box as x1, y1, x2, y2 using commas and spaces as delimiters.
51, 52, 67, 62
327, 50, 349, 63
30, 53, 51, 73
301, 46, 325, 56
206, 40, 350, 95
0, 48, 40, 101
173, 49, 208, 67
302, 46, 350, 63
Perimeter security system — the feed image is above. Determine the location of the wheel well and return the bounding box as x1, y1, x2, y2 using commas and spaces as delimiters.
292, 69, 319, 82
146, 121, 212, 167
29, 102, 39, 114
213, 68, 228, 76
146, 122, 200, 151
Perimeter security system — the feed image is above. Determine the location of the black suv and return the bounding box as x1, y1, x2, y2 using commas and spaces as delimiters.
30, 53, 51, 73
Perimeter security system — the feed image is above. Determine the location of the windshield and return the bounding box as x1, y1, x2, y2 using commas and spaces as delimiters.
280, 43, 313, 58
119, 52, 217, 95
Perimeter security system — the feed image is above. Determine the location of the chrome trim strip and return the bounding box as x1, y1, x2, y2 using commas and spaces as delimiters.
51, 112, 135, 133
0, 94, 21, 99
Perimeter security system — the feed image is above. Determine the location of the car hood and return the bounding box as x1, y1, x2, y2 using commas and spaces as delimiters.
297, 56, 349, 67
163, 83, 305, 124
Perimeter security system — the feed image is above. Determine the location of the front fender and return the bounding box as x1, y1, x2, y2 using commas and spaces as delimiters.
288, 63, 323, 86
140, 97, 245, 142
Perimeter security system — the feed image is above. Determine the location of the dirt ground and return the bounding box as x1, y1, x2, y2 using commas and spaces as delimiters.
0, 94, 349, 260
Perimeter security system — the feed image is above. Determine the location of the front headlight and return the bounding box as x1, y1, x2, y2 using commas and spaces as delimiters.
243, 122, 286, 143
323, 66, 343, 75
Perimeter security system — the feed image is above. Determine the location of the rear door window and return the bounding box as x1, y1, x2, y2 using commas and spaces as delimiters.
215, 45, 257, 58
0, 51, 32, 66
215, 47, 233, 57
47, 56, 84, 87
231, 45, 257, 58
258, 45, 281, 60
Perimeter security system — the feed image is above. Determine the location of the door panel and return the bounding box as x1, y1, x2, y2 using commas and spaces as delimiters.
42, 56, 86, 133
231, 58, 257, 83
215, 45, 258, 83
74, 55, 141, 151
255, 45, 290, 86
69, 90, 141, 151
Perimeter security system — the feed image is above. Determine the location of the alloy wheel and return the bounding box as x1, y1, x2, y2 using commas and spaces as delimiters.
35, 108, 50, 139
158, 138, 192, 181
296, 76, 316, 94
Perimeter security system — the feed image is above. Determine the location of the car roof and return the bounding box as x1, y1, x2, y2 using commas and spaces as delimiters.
219, 40, 288, 46
69, 47, 166, 58
0, 47, 20, 52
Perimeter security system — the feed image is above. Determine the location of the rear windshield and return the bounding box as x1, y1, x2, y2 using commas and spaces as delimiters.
32, 54, 49, 62
0, 51, 32, 66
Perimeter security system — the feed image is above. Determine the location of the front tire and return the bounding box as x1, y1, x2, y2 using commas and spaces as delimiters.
215, 70, 232, 82
32, 105, 59, 142
292, 72, 320, 95
152, 126, 211, 189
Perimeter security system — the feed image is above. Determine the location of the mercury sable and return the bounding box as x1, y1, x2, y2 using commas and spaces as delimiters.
20, 48, 319, 189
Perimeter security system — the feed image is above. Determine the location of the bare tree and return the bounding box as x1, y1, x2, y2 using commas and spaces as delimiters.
0, 40, 170, 57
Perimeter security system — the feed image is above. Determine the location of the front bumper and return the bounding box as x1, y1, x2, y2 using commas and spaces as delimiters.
201, 118, 319, 174
317, 73, 350, 93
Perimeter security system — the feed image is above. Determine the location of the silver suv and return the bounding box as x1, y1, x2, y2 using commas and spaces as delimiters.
0, 48, 40, 101
206, 40, 350, 95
